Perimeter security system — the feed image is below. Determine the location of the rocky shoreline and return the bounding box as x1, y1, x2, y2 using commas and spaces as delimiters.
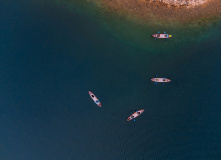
147, 0, 208, 8
98, 0, 221, 23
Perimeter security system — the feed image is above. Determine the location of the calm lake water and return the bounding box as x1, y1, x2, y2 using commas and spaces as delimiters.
0, 1, 221, 160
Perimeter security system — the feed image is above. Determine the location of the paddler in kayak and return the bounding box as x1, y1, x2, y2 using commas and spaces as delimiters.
152, 31, 172, 40
151, 75, 171, 84
151, 78, 171, 83
127, 109, 144, 121
88, 90, 102, 107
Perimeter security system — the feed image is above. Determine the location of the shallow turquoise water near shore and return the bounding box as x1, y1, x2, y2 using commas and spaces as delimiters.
0, 1, 221, 160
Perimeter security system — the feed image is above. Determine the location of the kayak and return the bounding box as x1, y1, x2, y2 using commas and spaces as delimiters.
151, 78, 171, 83
127, 109, 144, 121
88, 91, 102, 107
152, 34, 172, 39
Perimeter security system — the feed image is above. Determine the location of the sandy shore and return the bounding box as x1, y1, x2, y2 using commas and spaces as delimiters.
98, 0, 221, 23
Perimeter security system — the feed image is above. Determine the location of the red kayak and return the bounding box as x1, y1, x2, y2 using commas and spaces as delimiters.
127, 109, 144, 121
151, 78, 171, 83
88, 91, 101, 107
152, 33, 172, 39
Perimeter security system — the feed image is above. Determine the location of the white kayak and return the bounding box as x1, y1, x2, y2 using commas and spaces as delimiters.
151, 78, 171, 83
152, 33, 172, 39
88, 91, 101, 107
127, 109, 144, 121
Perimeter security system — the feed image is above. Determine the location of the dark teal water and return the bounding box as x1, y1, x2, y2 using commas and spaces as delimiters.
0, 1, 221, 160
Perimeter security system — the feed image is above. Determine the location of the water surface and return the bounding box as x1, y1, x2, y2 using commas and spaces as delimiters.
0, 1, 221, 160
